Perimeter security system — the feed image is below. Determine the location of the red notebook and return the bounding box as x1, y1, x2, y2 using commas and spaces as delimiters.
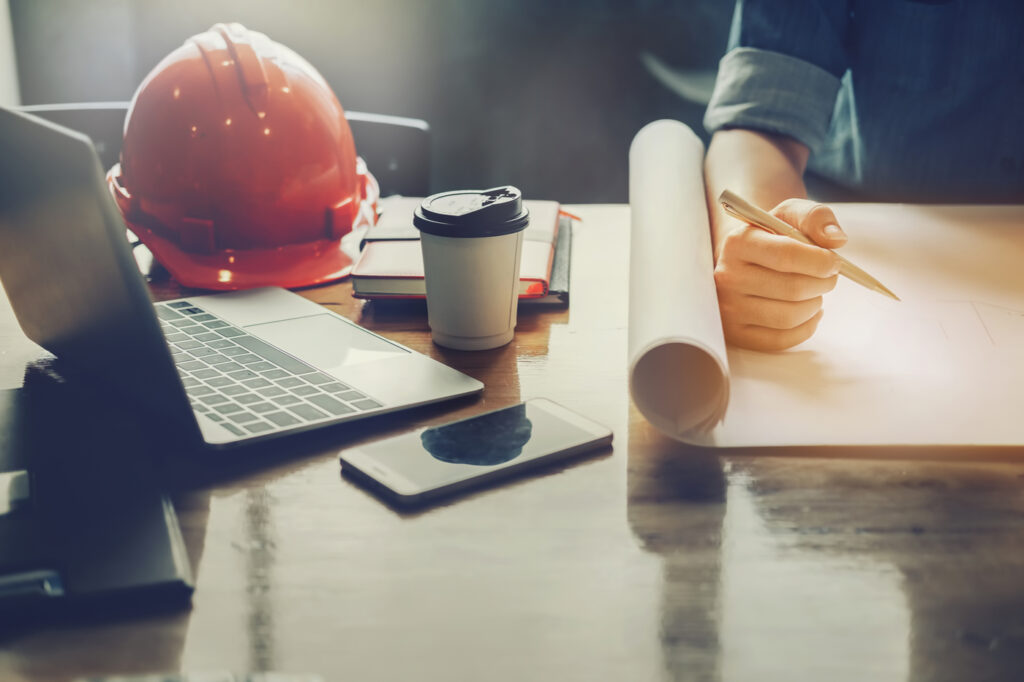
351, 196, 562, 300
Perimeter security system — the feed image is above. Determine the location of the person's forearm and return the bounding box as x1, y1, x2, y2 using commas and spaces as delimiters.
704, 129, 810, 259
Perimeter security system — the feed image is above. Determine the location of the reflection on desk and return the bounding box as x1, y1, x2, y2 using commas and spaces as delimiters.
2, 205, 1024, 681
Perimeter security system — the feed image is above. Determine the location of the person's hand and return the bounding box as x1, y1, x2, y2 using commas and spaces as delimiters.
713, 198, 847, 351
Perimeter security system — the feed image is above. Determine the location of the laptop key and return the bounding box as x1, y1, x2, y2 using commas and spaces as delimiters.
207, 338, 235, 349
199, 394, 230, 405
204, 320, 229, 329
249, 402, 277, 413
192, 313, 216, 322
207, 376, 233, 387
257, 386, 287, 397
169, 319, 194, 328
180, 325, 206, 335
192, 369, 220, 380
234, 354, 263, 364
321, 382, 349, 393
261, 369, 290, 380
231, 335, 317, 375
220, 423, 246, 436
177, 360, 206, 371
207, 412, 224, 421
156, 306, 184, 320
307, 394, 355, 416
213, 403, 245, 414
242, 378, 272, 389
236, 394, 262, 405
220, 346, 248, 356
243, 421, 274, 434
264, 411, 301, 427
304, 373, 335, 385
248, 361, 276, 372
168, 301, 193, 309
165, 333, 188, 343
287, 404, 328, 421
227, 369, 259, 381
221, 385, 248, 396
272, 395, 302, 406
276, 377, 305, 388
187, 385, 215, 396
204, 354, 235, 365
337, 390, 365, 401
351, 398, 382, 410
180, 377, 200, 387
217, 327, 246, 338
291, 385, 319, 397
227, 411, 261, 424
189, 347, 219, 357
174, 339, 203, 350
194, 332, 221, 342
217, 362, 244, 373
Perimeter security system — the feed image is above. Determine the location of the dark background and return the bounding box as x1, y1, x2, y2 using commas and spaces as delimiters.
9, 0, 731, 202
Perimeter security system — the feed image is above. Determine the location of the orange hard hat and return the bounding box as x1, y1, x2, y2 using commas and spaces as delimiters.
107, 22, 378, 290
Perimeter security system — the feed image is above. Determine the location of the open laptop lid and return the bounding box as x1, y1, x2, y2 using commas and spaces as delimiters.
0, 107, 202, 446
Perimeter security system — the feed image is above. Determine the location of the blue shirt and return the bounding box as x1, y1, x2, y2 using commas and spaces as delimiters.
703, 0, 1024, 202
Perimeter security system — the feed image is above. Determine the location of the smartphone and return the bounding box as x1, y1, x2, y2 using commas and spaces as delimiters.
339, 398, 613, 506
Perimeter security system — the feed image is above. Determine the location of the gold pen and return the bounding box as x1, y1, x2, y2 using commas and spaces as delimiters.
718, 189, 900, 302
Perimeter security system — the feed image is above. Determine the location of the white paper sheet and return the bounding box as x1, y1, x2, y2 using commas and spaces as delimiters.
628, 120, 1024, 448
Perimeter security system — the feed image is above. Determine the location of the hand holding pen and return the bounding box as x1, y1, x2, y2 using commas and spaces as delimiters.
711, 191, 896, 352
720, 190, 898, 302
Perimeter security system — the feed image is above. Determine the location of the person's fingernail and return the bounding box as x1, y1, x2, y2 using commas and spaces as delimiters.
824, 223, 847, 241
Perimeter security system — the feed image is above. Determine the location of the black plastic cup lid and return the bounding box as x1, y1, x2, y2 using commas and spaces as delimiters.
413, 186, 530, 238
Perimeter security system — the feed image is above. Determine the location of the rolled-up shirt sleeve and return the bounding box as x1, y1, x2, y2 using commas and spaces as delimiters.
703, 0, 850, 153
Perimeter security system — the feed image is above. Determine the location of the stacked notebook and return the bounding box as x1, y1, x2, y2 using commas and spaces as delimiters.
351, 196, 571, 305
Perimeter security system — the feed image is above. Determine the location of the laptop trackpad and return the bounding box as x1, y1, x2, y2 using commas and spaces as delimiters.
245, 314, 408, 372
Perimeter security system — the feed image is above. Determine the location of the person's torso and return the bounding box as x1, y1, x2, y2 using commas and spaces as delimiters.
811, 0, 1024, 202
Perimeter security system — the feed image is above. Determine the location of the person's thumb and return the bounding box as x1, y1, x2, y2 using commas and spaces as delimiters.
771, 198, 847, 248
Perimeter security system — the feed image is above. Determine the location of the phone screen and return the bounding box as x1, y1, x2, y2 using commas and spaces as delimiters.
346, 400, 608, 494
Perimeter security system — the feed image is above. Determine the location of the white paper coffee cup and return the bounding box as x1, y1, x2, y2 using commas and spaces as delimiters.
414, 187, 530, 351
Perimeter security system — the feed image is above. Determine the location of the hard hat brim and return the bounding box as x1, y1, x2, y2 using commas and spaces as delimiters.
126, 219, 356, 291
107, 165, 375, 291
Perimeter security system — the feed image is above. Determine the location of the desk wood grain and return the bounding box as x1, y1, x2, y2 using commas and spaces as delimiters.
2, 205, 1024, 682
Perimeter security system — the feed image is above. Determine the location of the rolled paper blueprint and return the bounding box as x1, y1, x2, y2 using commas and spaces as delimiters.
628, 120, 729, 438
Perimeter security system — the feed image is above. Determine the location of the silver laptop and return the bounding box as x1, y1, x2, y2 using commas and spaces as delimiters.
0, 107, 483, 449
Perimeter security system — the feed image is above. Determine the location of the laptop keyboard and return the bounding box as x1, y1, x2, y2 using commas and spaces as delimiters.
156, 300, 382, 437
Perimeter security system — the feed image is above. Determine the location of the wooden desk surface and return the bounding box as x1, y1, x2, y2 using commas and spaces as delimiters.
3, 205, 1024, 681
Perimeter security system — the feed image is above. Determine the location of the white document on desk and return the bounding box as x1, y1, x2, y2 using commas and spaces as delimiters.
628, 119, 1024, 448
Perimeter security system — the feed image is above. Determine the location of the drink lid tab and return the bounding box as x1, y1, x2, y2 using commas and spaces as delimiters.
414, 186, 530, 238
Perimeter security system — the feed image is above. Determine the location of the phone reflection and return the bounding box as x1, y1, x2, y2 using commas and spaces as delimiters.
421, 403, 532, 466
